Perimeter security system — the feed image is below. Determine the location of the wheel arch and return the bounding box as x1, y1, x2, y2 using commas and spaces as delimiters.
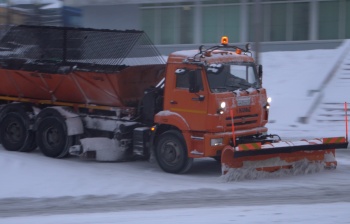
151, 124, 193, 160
154, 110, 190, 131
152, 128, 193, 173
152, 110, 191, 154
0, 102, 36, 129
34, 106, 84, 136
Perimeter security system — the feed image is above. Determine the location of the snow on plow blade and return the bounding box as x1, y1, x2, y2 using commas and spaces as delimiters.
221, 137, 348, 175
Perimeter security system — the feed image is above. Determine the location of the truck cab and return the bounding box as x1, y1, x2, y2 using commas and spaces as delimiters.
153, 39, 270, 173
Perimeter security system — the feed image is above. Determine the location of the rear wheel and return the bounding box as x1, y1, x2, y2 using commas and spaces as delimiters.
36, 116, 73, 158
155, 130, 193, 174
0, 112, 35, 152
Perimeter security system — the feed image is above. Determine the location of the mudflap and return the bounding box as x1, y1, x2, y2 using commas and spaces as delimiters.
221, 137, 348, 175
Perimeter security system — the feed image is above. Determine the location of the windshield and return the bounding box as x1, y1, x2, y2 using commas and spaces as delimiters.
206, 63, 260, 92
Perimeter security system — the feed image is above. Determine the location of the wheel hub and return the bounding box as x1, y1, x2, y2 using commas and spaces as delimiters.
6, 122, 23, 142
45, 127, 60, 147
163, 142, 179, 164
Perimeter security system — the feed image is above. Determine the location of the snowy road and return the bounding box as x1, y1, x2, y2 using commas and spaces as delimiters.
1, 149, 349, 218
1, 183, 350, 218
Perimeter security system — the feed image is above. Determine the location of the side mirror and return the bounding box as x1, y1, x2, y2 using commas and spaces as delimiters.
189, 70, 200, 93
258, 64, 263, 80
245, 43, 251, 52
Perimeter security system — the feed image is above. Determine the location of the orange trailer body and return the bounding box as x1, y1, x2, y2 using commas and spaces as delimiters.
0, 65, 164, 108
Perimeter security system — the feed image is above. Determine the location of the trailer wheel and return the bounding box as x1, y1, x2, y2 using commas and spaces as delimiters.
0, 112, 35, 152
155, 130, 193, 174
36, 116, 72, 158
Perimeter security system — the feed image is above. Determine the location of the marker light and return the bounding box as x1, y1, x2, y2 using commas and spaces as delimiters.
221, 36, 228, 45
236, 48, 242, 54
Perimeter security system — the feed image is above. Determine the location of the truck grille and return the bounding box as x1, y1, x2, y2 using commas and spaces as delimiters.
226, 114, 258, 127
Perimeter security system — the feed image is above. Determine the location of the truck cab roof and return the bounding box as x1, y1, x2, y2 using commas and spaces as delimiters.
167, 49, 255, 65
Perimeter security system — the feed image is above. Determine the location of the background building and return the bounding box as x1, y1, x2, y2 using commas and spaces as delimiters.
0, 0, 63, 25
62, 0, 350, 53
2, 0, 350, 53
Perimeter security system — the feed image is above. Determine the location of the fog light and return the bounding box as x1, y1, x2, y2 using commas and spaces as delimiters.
211, 138, 223, 146
217, 109, 224, 114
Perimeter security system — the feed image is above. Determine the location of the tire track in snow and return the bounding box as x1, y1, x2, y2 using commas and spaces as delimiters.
1, 185, 350, 218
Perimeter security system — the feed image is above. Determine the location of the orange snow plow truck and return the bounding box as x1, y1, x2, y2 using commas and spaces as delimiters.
0, 25, 347, 174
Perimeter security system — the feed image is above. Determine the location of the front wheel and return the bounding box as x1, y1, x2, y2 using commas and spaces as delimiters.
155, 130, 193, 174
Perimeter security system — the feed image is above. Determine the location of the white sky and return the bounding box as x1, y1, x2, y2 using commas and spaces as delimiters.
0, 41, 350, 223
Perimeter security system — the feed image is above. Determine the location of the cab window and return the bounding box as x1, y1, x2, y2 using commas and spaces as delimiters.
175, 68, 203, 90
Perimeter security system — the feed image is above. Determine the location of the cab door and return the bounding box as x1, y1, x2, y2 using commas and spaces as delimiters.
166, 65, 208, 131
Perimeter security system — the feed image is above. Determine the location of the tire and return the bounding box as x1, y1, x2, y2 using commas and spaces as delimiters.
0, 112, 35, 152
155, 130, 193, 174
212, 156, 221, 163
36, 116, 73, 158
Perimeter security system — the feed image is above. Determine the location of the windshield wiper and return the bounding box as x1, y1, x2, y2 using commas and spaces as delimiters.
227, 82, 252, 89
211, 86, 229, 92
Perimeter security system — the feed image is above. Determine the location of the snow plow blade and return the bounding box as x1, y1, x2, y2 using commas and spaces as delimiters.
221, 137, 348, 175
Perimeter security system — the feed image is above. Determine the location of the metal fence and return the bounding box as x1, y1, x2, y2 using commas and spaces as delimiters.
0, 25, 165, 73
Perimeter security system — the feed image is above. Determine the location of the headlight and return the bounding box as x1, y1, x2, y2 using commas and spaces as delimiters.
217, 102, 226, 114
211, 138, 223, 146
220, 102, 226, 109
267, 97, 272, 103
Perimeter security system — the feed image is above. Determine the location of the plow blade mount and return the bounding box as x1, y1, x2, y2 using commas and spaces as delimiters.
221, 137, 348, 175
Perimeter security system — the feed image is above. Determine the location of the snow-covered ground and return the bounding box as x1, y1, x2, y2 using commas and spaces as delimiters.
1, 41, 350, 223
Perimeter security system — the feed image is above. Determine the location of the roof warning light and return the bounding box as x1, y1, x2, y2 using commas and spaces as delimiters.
221, 36, 228, 45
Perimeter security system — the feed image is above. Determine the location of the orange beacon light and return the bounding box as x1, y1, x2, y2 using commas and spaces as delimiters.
221, 36, 228, 45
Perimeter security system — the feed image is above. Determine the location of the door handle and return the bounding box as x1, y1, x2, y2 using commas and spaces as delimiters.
192, 95, 205, 101
170, 100, 177, 104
